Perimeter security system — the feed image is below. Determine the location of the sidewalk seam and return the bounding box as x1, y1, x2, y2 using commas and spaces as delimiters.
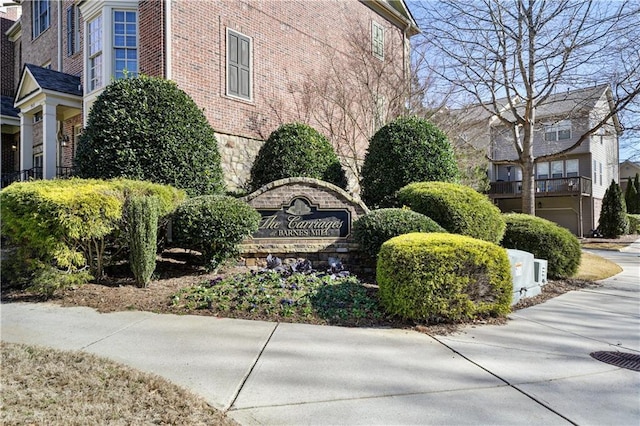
226, 322, 279, 412
79, 316, 153, 351
430, 335, 579, 426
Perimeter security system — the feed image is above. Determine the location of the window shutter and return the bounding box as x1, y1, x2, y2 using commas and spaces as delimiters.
66, 7, 74, 56
227, 30, 251, 99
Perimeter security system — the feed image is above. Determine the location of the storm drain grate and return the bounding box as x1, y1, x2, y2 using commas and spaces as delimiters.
590, 351, 640, 372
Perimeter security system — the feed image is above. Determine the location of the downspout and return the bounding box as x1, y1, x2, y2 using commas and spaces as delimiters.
165, 0, 172, 80
57, 1, 63, 71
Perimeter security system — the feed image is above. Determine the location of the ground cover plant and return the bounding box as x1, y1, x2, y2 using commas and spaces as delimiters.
172, 256, 382, 326
0, 342, 237, 426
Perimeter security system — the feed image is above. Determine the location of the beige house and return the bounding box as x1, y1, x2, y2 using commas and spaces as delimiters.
619, 160, 640, 192
457, 85, 621, 237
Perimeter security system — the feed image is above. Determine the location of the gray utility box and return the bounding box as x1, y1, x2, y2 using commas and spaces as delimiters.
506, 249, 541, 305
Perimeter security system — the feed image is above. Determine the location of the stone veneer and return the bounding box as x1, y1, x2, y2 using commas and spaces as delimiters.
239, 177, 371, 271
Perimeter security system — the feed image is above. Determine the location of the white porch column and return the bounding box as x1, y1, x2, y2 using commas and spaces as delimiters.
19, 112, 34, 173
42, 102, 58, 180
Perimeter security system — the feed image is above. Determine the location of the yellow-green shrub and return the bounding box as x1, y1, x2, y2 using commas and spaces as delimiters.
1, 178, 185, 282
398, 182, 506, 244
377, 233, 512, 323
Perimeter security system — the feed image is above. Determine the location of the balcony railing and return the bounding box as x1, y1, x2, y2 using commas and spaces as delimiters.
488, 176, 592, 198
1, 167, 74, 189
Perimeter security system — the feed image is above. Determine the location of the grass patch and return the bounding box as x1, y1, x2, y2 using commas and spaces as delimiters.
0, 342, 237, 426
573, 251, 622, 281
172, 259, 385, 326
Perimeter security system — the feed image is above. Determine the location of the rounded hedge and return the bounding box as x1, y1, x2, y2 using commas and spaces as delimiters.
249, 123, 347, 191
360, 116, 459, 208
501, 213, 581, 279
377, 233, 512, 323
397, 182, 505, 244
171, 195, 261, 271
74, 75, 225, 197
353, 208, 445, 258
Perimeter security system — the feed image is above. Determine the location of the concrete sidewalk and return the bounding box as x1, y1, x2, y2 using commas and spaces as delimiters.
1, 247, 639, 425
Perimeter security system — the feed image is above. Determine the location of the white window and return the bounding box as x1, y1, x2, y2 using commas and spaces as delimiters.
544, 120, 571, 142
67, 5, 80, 56
536, 162, 549, 179
113, 10, 138, 79
372, 21, 384, 60
88, 16, 103, 92
227, 29, 252, 100
566, 159, 579, 177
599, 162, 603, 186
593, 159, 597, 182
32, 0, 50, 39
551, 160, 563, 178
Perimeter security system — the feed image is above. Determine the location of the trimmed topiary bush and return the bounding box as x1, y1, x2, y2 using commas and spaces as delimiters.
353, 208, 445, 258
249, 123, 347, 191
599, 180, 629, 238
360, 116, 459, 208
501, 213, 581, 279
398, 181, 505, 244
624, 176, 638, 214
125, 195, 160, 288
171, 195, 261, 271
377, 232, 512, 323
74, 75, 225, 196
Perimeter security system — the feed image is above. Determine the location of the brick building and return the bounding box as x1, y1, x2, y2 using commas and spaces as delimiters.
1, 0, 418, 191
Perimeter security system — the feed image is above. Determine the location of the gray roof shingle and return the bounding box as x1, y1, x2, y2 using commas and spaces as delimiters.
1, 95, 19, 118
22, 64, 82, 99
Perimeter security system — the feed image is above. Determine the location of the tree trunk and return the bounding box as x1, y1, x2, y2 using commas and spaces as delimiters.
520, 121, 536, 215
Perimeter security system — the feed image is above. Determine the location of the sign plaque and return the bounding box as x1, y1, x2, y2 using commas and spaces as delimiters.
253, 197, 350, 239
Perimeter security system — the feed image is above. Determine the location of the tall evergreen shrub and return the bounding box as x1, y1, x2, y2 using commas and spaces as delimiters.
125, 195, 160, 287
599, 180, 629, 238
74, 75, 224, 196
624, 177, 638, 214
360, 116, 459, 208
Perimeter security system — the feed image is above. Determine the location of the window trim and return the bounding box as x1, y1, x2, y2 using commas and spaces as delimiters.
372, 21, 384, 60
226, 28, 253, 101
112, 9, 139, 79
87, 15, 103, 92
544, 120, 572, 142
32, 0, 51, 39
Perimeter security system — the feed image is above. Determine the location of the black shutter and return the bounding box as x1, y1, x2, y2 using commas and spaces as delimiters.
228, 30, 251, 99
66, 6, 74, 56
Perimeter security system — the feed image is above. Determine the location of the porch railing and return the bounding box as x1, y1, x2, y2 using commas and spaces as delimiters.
488, 176, 592, 198
1, 167, 74, 189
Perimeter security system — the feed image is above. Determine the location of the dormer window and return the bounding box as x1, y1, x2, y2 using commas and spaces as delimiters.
544, 120, 571, 141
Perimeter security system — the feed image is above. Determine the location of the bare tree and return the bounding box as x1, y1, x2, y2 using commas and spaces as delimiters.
265, 18, 430, 192
413, 0, 640, 214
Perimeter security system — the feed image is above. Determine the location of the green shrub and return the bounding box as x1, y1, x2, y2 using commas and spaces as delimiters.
599, 180, 629, 238
125, 195, 160, 287
377, 233, 512, 323
398, 181, 505, 244
74, 75, 225, 196
249, 123, 347, 191
0, 179, 184, 281
627, 214, 640, 234
501, 213, 581, 279
624, 176, 638, 214
353, 208, 445, 258
171, 195, 261, 271
360, 116, 459, 208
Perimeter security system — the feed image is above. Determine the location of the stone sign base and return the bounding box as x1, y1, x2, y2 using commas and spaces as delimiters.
239, 178, 372, 273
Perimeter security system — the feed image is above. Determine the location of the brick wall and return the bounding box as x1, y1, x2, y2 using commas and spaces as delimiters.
169, 0, 409, 190
22, 0, 59, 71
61, 0, 83, 78
1, 14, 17, 96
139, 0, 164, 78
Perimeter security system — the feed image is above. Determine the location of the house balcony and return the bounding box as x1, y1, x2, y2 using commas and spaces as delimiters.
1, 167, 74, 189
488, 176, 592, 199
